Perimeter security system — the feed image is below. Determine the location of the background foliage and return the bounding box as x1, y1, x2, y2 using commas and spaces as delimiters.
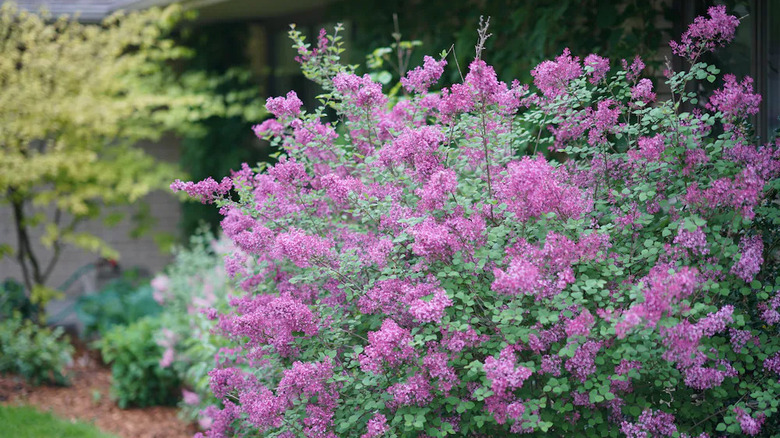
0, 313, 73, 386
0, 3, 262, 304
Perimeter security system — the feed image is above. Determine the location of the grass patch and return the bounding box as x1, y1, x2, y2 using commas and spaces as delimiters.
0, 404, 118, 438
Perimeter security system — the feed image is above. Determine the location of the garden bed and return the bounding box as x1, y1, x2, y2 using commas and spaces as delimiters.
0, 339, 196, 438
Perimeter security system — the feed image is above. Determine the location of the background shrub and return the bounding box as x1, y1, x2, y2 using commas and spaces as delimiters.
98, 316, 181, 408
0, 313, 73, 386
151, 231, 237, 424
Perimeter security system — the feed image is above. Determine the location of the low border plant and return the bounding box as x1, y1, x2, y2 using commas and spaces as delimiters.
176, 8, 779, 437
98, 316, 181, 408
150, 231, 237, 424
0, 313, 73, 386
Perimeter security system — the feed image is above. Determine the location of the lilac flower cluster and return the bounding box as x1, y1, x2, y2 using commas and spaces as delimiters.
670, 5, 740, 60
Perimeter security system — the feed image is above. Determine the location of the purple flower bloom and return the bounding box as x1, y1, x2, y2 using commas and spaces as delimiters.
584, 54, 610, 84
531, 48, 582, 97
671, 5, 740, 60
731, 235, 763, 282
402, 55, 447, 94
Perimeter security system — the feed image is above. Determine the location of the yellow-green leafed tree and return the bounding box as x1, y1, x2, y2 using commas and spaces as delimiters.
0, 2, 258, 304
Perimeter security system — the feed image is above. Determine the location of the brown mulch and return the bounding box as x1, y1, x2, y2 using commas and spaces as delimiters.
0, 340, 198, 438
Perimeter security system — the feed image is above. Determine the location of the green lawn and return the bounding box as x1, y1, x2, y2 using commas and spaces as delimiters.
0, 405, 118, 438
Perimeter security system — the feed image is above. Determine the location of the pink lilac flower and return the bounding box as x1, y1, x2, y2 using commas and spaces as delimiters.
441, 325, 487, 352
540, 355, 562, 376
611, 360, 642, 393
631, 78, 656, 103
409, 217, 458, 261
622, 56, 645, 82
723, 140, 780, 181
584, 54, 610, 84
616, 266, 698, 337
565, 309, 595, 338
729, 328, 759, 353
294, 28, 330, 65
764, 352, 780, 375
358, 279, 414, 318
531, 48, 582, 97
423, 351, 458, 393
240, 387, 285, 431
358, 319, 415, 373
445, 213, 486, 247
253, 118, 285, 138
198, 402, 240, 438
731, 235, 763, 282
171, 176, 232, 204
277, 360, 334, 400
483, 346, 533, 394
268, 156, 310, 186
571, 391, 593, 407
437, 83, 475, 118
387, 373, 433, 407
320, 173, 364, 205
221, 207, 274, 254
379, 126, 444, 180
707, 74, 761, 133
527, 325, 565, 353
759, 292, 780, 325
227, 295, 319, 357
620, 409, 677, 437
683, 365, 727, 390
670, 5, 740, 60
565, 340, 602, 382
417, 169, 457, 211
209, 367, 251, 399
151, 274, 170, 305
697, 305, 733, 336
549, 108, 593, 150
465, 59, 505, 104
409, 287, 453, 323
182, 389, 200, 405
491, 257, 540, 296
266, 91, 303, 118
274, 228, 332, 268
402, 55, 447, 94
734, 407, 765, 436
495, 155, 590, 221
688, 167, 765, 220
159, 347, 174, 368
673, 226, 709, 255
588, 99, 622, 145
361, 413, 389, 438
333, 72, 387, 108
660, 320, 702, 368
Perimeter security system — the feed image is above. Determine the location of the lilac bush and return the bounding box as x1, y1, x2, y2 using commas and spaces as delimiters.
176, 8, 780, 437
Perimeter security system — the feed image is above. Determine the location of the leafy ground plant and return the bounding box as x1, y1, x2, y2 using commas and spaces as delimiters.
150, 231, 237, 424
0, 313, 73, 386
98, 316, 181, 408
0, 405, 118, 438
176, 7, 780, 437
